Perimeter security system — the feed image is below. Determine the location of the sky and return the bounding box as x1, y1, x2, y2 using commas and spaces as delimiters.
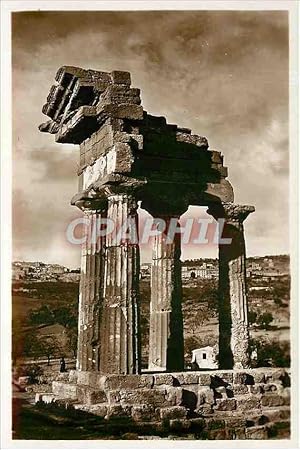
12, 10, 289, 268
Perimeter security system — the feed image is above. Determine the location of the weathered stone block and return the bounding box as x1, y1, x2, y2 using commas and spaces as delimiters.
248, 384, 264, 394
261, 408, 289, 423
210, 151, 223, 164
205, 418, 226, 430
114, 142, 134, 173
86, 404, 108, 417
165, 386, 183, 406
264, 383, 280, 393
154, 374, 175, 386
214, 398, 236, 411
56, 373, 71, 383
104, 374, 153, 390
106, 404, 132, 418
174, 372, 199, 385
77, 386, 107, 405
261, 394, 285, 407
267, 420, 291, 438
107, 389, 121, 403
208, 428, 227, 440
233, 384, 248, 395
68, 370, 78, 383
119, 388, 166, 407
197, 386, 215, 406
189, 417, 206, 429
230, 427, 246, 440
52, 381, 77, 400
198, 373, 212, 386
196, 404, 213, 416
101, 85, 140, 106
160, 406, 187, 420
219, 166, 228, 178
211, 374, 230, 388
225, 416, 247, 428
233, 372, 254, 385
245, 425, 267, 439
279, 407, 291, 420
252, 371, 266, 384
236, 396, 261, 411
131, 404, 157, 422
111, 71, 131, 86
113, 132, 143, 150
100, 104, 144, 121
169, 419, 191, 431
218, 372, 234, 384
198, 386, 214, 406
76, 371, 92, 386
265, 368, 288, 384
215, 386, 228, 399
176, 132, 208, 149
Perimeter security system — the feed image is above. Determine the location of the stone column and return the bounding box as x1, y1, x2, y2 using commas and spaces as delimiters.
77, 207, 106, 371
208, 203, 255, 369
148, 219, 184, 372
99, 194, 141, 374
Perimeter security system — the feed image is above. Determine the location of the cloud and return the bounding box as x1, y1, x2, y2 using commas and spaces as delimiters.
12, 10, 289, 266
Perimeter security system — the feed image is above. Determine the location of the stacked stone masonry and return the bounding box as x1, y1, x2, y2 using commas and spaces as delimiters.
36, 368, 290, 439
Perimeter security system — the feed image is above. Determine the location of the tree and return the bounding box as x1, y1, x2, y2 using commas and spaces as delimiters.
258, 312, 273, 329
184, 335, 201, 357
12, 322, 27, 364
29, 305, 54, 326
250, 338, 290, 368
65, 328, 78, 358
23, 332, 43, 358
53, 307, 77, 329
248, 310, 257, 325
274, 296, 284, 307
22, 333, 62, 365
38, 336, 62, 365
187, 307, 209, 336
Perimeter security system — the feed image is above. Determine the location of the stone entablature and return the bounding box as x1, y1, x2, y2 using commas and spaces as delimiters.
39, 66, 233, 208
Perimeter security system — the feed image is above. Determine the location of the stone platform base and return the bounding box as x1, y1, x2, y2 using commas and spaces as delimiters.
35, 368, 291, 440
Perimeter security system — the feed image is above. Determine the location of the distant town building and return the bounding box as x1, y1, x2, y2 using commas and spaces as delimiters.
12, 261, 70, 282
182, 262, 218, 280
58, 272, 80, 282
191, 346, 218, 370
49, 264, 66, 274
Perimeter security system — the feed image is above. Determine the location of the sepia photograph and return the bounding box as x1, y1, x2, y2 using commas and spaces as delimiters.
1, 0, 299, 447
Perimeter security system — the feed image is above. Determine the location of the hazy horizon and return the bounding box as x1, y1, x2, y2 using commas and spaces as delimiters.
13, 252, 290, 271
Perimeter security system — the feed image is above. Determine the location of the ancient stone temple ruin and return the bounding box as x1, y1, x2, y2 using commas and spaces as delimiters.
37, 67, 290, 439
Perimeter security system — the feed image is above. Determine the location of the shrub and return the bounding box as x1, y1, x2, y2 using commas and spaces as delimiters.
250, 338, 290, 367
15, 364, 44, 384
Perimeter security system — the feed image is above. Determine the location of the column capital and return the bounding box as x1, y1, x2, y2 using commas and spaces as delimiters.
73, 199, 108, 213
106, 192, 139, 215
71, 189, 108, 212
207, 202, 255, 224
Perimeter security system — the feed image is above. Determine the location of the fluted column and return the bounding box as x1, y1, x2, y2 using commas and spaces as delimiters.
77, 208, 106, 371
208, 202, 255, 369
99, 194, 141, 374
148, 219, 184, 372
